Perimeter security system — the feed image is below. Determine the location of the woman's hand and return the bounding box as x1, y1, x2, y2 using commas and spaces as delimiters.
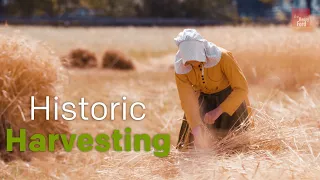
204, 106, 223, 124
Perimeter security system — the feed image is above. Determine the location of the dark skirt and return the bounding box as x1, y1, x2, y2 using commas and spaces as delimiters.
176, 86, 249, 150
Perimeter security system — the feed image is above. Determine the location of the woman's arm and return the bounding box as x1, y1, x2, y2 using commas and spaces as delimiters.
219, 51, 249, 116
175, 73, 202, 130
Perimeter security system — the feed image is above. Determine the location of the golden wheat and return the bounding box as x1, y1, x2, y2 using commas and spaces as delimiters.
0, 35, 70, 162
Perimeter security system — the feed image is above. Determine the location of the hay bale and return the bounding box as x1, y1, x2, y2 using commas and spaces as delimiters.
102, 50, 135, 70
65, 48, 97, 68
0, 35, 70, 162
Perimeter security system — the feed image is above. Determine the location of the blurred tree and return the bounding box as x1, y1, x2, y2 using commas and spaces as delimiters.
236, 0, 274, 18
80, 0, 137, 17
136, 0, 237, 21
107, 0, 137, 17
35, 0, 55, 17
14, 0, 36, 16
259, 0, 276, 4
306, 0, 312, 10
136, 0, 183, 17
181, 0, 237, 21
0, 2, 3, 16
181, 0, 213, 18
1, 0, 279, 22
4, 0, 81, 17
56, 0, 81, 14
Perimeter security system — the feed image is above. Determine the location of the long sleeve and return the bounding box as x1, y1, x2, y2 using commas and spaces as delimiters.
175, 73, 202, 129
219, 51, 249, 116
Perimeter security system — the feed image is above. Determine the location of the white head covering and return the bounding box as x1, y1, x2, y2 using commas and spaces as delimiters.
173, 29, 222, 74
179, 41, 206, 64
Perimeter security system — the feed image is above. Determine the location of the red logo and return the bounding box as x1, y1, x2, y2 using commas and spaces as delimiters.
291, 8, 311, 28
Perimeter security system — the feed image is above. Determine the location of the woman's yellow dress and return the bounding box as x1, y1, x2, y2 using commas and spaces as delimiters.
175, 47, 253, 149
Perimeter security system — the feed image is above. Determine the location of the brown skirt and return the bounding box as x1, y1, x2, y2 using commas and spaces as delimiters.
176, 86, 249, 150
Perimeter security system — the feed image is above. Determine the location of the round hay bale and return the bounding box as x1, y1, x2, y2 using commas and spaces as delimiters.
66, 48, 97, 68
0, 35, 70, 162
102, 50, 135, 70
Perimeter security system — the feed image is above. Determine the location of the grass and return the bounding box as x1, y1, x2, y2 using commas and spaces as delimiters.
0, 25, 319, 179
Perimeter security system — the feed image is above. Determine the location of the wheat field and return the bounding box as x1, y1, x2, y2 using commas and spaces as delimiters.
0, 25, 320, 179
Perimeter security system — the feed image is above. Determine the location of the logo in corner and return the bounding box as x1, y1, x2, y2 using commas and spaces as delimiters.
291, 8, 311, 28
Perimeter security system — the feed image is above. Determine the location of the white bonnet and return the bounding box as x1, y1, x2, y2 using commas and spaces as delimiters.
173, 29, 222, 74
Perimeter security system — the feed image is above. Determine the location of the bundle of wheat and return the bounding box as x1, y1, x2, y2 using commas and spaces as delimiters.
0, 35, 70, 162
65, 49, 97, 68
102, 50, 135, 70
